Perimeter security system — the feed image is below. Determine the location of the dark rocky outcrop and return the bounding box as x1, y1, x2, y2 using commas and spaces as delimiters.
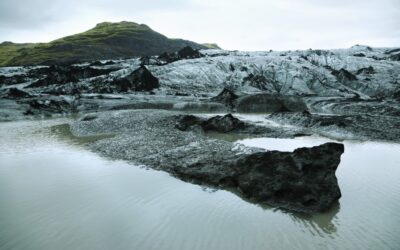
210, 88, 239, 108
353, 53, 366, 57
202, 114, 246, 132
174, 142, 344, 213
356, 66, 375, 75
158, 46, 204, 63
1, 88, 32, 99
385, 48, 400, 54
0, 74, 29, 86
22, 98, 72, 115
331, 69, 358, 83
177, 46, 203, 59
139, 56, 165, 66
389, 53, 400, 61
27, 65, 117, 88
110, 66, 159, 92
243, 73, 268, 90
393, 91, 400, 100
175, 113, 302, 137
176, 114, 245, 132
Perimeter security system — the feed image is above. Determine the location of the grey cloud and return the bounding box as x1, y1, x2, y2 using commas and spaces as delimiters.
0, 0, 193, 29
0, 0, 398, 50
0, 0, 76, 29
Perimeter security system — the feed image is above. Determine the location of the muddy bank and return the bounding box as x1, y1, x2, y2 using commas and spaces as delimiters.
70, 110, 344, 213
2, 86, 400, 145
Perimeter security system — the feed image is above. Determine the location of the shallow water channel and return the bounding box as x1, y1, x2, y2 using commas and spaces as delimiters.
0, 116, 399, 250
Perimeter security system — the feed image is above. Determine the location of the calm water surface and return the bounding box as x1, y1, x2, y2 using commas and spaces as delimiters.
0, 117, 399, 250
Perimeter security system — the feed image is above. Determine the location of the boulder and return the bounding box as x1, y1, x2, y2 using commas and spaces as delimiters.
158, 46, 203, 63
389, 53, 400, 61
243, 73, 268, 90
0, 74, 29, 86
23, 98, 72, 115
210, 88, 239, 108
111, 66, 159, 92
356, 66, 375, 75
177, 46, 203, 59
1, 88, 32, 99
175, 114, 203, 131
174, 142, 345, 213
202, 114, 245, 132
385, 48, 400, 54
176, 113, 245, 132
331, 68, 358, 83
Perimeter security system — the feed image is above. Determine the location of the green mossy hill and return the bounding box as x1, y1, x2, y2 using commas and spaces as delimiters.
202, 43, 221, 49
0, 42, 36, 66
0, 21, 210, 66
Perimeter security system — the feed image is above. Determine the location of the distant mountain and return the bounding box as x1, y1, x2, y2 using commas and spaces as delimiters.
201, 43, 221, 49
0, 21, 215, 67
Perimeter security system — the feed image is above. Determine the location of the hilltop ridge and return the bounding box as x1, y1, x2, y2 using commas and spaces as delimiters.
0, 21, 212, 66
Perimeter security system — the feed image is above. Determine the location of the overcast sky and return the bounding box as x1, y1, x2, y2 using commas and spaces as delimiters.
0, 0, 399, 51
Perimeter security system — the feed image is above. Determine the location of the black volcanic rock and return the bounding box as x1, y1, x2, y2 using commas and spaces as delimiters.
210, 88, 239, 108
176, 113, 301, 137
389, 53, 400, 61
356, 66, 375, 75
331, 68, 358, 83
230, 142, 344, 212
1, 88, 32, 99
111, 66, 159, 92
22, 98, 72, 115
27, 65, 117, 88
202, 114, 246, 132
175, 114, 203, 131
243, 73, 268, 90
385, 48, 400, 54
158, 46, 204, 63
176, 114, 245, 133
177, 46, 203, 59
173, 142, 344, 213
0, 74, 29, 86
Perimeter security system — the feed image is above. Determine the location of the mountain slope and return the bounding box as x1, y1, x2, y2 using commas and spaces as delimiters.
0, 21, 208, 67
0, 42, 37, 66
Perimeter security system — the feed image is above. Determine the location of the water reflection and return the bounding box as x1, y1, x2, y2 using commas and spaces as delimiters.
289, 203, 341, 235
1, 117, 400, 250
52, 119, 343, 237
54, 124, 342, 235
252, 200, 340, 235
